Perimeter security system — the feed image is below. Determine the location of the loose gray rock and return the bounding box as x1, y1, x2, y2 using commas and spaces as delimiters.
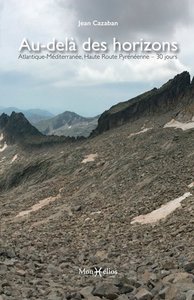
92, 283, 119, 300
80, 286, 94, 298
135, 288, 153, 300
158, 286, 169, 299
117, 296, 129, 300
186, 290, 194, 300
184, 263, 194, 273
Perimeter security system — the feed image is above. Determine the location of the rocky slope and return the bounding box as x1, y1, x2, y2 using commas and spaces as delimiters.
1, 72, 194, 299
35, 111, 98, 137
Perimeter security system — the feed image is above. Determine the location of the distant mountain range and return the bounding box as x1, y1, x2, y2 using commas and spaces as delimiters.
35, 111, 99, 137
0, 108, 99, 137
0, 107, 54, 124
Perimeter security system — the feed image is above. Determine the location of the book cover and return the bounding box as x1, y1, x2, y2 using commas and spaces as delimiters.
0, 1, 194, 299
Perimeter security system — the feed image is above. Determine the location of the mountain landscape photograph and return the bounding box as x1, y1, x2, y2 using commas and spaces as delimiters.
1, 1, 194, 300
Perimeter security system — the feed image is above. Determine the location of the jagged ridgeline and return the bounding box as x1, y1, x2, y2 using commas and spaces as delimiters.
1, 71, 194, 146
0, 112, 84, 147
91, 71, 194, 135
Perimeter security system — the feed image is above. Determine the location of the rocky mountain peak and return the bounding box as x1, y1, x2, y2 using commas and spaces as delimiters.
0, 111, 43, 144
55, 111, 89, 126
91, 71, 193, 136
0, 113, 9, 128
165, 70, 190, 92
35, 111, 98, 137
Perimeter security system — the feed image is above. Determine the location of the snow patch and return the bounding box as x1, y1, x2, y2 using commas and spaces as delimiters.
131, 192, 192, 225
0, 134, 7, 153
129, 128, 152, 137
11, 154, 18, 163
188, 182, 194, 188
82, 153, 98, 163
16, 194, 61, 218
85, 217, 91, 222
164, 119, 194, 131
0, 142, 7, 152
91, 211, 102, 215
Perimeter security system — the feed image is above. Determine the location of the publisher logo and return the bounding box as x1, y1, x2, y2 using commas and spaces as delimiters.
78, 267, 118, 277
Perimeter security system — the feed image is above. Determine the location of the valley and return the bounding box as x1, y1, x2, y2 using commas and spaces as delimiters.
1, 72, 194, 299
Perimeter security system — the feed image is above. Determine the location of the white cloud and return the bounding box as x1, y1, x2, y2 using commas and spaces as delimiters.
0, 0, 193, 97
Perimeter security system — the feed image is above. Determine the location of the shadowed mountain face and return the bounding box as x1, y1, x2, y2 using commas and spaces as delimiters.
0, 112, 85, 147
0, 112, 43, 144
35, 111, 98, 137
2, 72, 194, 299
92, 71, 194, 136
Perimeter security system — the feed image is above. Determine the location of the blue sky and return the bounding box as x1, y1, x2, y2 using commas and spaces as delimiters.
0, 0, 194, 116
